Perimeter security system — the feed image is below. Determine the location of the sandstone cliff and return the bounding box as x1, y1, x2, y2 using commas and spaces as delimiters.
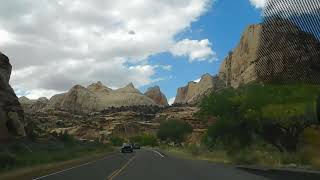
45, 82, 157, 114
219, 19, 320, 88
0, 52, 25, 141
174, 74, 225, 105
19, 96, 49, 113
144, 86, 168, 106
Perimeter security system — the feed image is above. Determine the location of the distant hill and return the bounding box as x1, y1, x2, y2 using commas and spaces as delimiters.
20, 81, 168, 114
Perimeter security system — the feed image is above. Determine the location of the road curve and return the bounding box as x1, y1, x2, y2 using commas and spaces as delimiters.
33, 149, 319, 180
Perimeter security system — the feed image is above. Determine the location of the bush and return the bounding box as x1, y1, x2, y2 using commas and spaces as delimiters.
199, 84, 320, 152
230, 148, 261, 165
57, 132, 75, 143
130, 134, 158, 147
157, 119, 193, 144
0, 152, 17, 169
186, 144, 203, 156
109, 136, 124, 146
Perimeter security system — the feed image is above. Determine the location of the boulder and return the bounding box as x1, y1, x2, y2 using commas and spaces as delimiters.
0, 52, 25, 141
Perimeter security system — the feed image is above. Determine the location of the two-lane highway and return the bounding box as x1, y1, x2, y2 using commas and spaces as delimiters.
33, 149, 318, 180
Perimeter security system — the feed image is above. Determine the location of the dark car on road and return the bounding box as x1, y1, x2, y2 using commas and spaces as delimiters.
121, 144, 133, 153
133, 144, 141, 149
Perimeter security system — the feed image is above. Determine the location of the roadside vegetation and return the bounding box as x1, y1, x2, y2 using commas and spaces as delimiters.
194, 83, 320, 169
157, 119, 193, 145
129, 133, 158, 147
0, 133, 113, 173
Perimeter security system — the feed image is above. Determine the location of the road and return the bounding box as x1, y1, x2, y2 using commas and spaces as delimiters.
33, 149, 319, 180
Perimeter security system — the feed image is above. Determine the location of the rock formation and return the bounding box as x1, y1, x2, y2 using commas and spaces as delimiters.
19, 96, 49, 113
0, 52, 25, 141
144, 86, 168, 106
219, 19, 320, 88
174, 74, 225, 105
44, 82, 157, 114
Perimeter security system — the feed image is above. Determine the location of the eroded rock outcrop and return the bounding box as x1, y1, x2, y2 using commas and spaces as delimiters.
45, 82, 157, 114
0, 52, 25, 141
219, 19, 320, 88
174, 74, 225, 105
144, 86, 168, 106
19, 96, 49, 113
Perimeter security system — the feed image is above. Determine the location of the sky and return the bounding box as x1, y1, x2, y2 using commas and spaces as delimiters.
0, 0, 266, 103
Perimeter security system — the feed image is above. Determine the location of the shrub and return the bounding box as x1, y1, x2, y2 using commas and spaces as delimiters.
57, 132, 75, 143
109, 136, 124, 146
199, 84, 320, 152
0, 152, 17, 169
157, 119, 193, 144
130, 134, 158, 147
187, 144, 203, 156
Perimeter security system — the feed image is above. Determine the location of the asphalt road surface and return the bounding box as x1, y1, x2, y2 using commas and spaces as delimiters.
33, 149, 320, 180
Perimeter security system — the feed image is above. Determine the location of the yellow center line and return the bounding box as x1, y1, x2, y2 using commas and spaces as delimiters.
107, 155, 136, 180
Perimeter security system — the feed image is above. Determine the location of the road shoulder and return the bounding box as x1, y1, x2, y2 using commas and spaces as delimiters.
0, 151, 117, 180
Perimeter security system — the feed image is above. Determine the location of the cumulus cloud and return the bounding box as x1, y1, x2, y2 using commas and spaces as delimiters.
250, 0, 320, 15
0, 0, 212, 99
170, 39, 217, 62
168, 97, 176, 105
249, 0, 266, 8
262, 0, 320, 17
193, 78, 201, 83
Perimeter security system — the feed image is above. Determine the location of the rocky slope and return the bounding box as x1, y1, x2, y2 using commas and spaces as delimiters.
144, 86, 168, 106
174, 74, 225, 105
219, 19, 320, 88
0, 52, 25, 141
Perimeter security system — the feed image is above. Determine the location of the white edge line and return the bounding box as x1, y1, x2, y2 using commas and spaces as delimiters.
33, 153, 116, 180
152, 150, 165, 158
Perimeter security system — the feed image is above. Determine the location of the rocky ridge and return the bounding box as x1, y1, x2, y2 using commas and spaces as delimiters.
174, 74, 225, 105
144, 86, 169, 106
21, 82, 168, 114
0, 52, 25, 141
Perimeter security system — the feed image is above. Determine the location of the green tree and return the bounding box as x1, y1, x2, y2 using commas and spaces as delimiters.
199, 84, 319, 152
130, 134, 158, 147
157, 119, 193, 145
109, 136, 124, 146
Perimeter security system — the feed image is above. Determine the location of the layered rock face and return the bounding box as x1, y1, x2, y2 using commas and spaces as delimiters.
0, 52, 25, 141
144, 86, 168, 106
219, 19, 320, 88
45, 82, 157, 114
174, 74, 225, 105
19, 96, 49, 113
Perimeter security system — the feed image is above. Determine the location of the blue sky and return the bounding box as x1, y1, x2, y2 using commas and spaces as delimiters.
142, 0, 262, 101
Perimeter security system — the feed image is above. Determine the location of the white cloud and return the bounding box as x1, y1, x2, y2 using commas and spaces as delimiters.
168, 97, 176, 105
250, 0, 320, 15
0, 29, 14, 45
0, 0, 212, 99
161, 65, 172, 71
193, 78, 201, 83
170, 39, 217, 62
249, 0, 266, 8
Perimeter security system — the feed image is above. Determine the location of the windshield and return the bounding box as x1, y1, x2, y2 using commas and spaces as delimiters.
0, 0, 320, 180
